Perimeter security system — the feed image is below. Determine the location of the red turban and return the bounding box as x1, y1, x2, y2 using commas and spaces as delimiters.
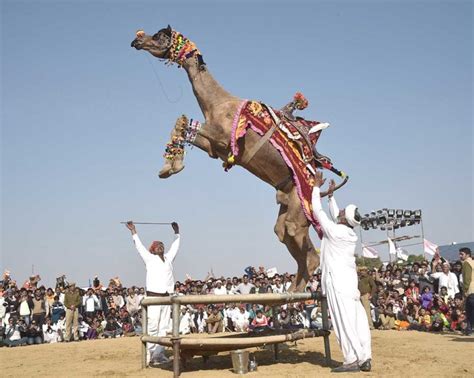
149, 241, 163, 252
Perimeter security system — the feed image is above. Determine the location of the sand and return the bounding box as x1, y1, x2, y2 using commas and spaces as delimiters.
1, 331, 472, 377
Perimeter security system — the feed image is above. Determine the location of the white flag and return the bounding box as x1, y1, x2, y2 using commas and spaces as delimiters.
388, 237, 397, 255
362, 245, 379, 259
396, 247, 409, 261
423, 239, 438, 256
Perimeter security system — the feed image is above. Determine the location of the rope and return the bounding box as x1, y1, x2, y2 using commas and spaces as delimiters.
145, 55, 183, 104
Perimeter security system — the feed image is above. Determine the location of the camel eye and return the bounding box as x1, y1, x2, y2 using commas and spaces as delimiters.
152, 33, 160, 40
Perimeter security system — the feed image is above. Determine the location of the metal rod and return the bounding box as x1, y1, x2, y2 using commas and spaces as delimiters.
120, 222, 172, 225
141, 304, 148, 369
172, 300, 181, 377
321, 297, 332, 366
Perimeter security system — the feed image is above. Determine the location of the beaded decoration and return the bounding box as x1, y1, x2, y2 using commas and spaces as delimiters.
163, 136, 185, 160
168, 30, 201, 67
185, 119, 202, 145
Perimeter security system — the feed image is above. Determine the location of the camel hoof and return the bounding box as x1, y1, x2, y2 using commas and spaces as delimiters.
171, 161, 185, 175
158, 168, 172, 179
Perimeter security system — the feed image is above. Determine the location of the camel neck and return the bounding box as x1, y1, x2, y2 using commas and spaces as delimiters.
182, 58, 233, 118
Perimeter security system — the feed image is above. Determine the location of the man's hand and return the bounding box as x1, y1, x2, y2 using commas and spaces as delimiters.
313, 170, 326, 188
126, 221, 137, 235
171, 222, 179, 234
327, 179, 336, 198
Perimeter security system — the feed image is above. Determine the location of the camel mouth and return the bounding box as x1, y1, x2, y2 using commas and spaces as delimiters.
130, 39, 143, 49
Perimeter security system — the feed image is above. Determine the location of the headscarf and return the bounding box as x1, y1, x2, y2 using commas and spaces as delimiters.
345, 204, 361, 228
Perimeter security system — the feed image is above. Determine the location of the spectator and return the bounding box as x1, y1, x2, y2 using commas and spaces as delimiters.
83, 288, 99, 320
179, 306, 193, 335
63, 282, 81, 342
232, 305, 249, 332
4, 318, 28, 347
213, 280, 227, 295
235, 275, 254, 295
421, 286, 433, 309
103, 315, 123, 338
125, 288, 140, 316
250, 309, 268, 332
459, 247, 473, 336
18, 292, 33, 325
206, 306, 223, 334
430, 261, 460, 299
25, 320, 43, 345
42, 318, 59, 343
358, 266, 377, 330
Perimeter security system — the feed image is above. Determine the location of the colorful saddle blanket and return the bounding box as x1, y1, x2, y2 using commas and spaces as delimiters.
231, 100, 324, 239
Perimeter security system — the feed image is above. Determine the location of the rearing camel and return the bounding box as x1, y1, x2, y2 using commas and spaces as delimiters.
131, 26, 341, 291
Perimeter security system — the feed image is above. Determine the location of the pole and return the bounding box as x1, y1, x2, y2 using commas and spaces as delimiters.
321, 296, 332, 366
420, 217, 426, 260
172, 300, 181, 377
272, 305, 279, 361
141, 304, 148, 369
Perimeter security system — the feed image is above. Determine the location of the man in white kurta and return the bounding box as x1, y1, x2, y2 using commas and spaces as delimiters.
430, 261, 459, 299
126, 221, 180, 365
311, 173, 372, 373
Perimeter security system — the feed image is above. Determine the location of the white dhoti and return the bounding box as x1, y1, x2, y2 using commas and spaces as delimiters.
147, 303, 171, 361
326, 275, 372, 365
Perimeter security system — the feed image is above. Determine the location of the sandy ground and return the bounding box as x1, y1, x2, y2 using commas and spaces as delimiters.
1, 331, 473, 377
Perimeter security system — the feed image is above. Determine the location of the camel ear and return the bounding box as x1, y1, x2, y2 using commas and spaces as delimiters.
167, 25, 172, 33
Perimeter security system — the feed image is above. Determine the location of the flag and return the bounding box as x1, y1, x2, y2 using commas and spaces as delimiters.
423, 239, 438, 256
362, 245, 379, 259
388, 237, 397, 256
396, 247, 409, 261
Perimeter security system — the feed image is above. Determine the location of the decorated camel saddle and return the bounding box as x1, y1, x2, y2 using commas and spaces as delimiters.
158, 93, 347, 234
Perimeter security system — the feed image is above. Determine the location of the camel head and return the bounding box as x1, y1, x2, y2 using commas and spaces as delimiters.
131, 25, 203, 67
131, 25, 173, 58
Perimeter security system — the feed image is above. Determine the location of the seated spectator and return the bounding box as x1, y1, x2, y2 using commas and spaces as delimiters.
278, 309, 291, 329
421, 286, 433, 309
232, 305, 249, 332
405, 280, 420, 303
42, 318, 59, 343
309, 306, 323, 329
26, 320, 43, 345
206, 306, 223, 334
103, 315, 123, 338
78, 316, 90, 339
250, 309, 269, 333
179, 306, 193, 335
84, 318, 97, 340
429, 307, 449, 332
4, 318, 28, 347
379, 304, 396, 330
192, 306, 207, 333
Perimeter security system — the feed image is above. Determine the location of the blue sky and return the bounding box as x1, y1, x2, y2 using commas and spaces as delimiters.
1, 0, 472, 287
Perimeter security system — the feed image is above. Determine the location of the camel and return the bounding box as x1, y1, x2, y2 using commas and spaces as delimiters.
131, 26, 344, 291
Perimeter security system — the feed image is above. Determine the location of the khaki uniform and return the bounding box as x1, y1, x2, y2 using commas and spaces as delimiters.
64, 289, 81, 341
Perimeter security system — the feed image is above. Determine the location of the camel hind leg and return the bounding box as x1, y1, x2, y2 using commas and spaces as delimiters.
275, 186, 319, 292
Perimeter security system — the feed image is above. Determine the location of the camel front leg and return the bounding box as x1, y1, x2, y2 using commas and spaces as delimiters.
159, 115, 188, 178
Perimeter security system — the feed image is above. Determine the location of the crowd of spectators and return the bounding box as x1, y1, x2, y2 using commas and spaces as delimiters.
0, 248, 471, 347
